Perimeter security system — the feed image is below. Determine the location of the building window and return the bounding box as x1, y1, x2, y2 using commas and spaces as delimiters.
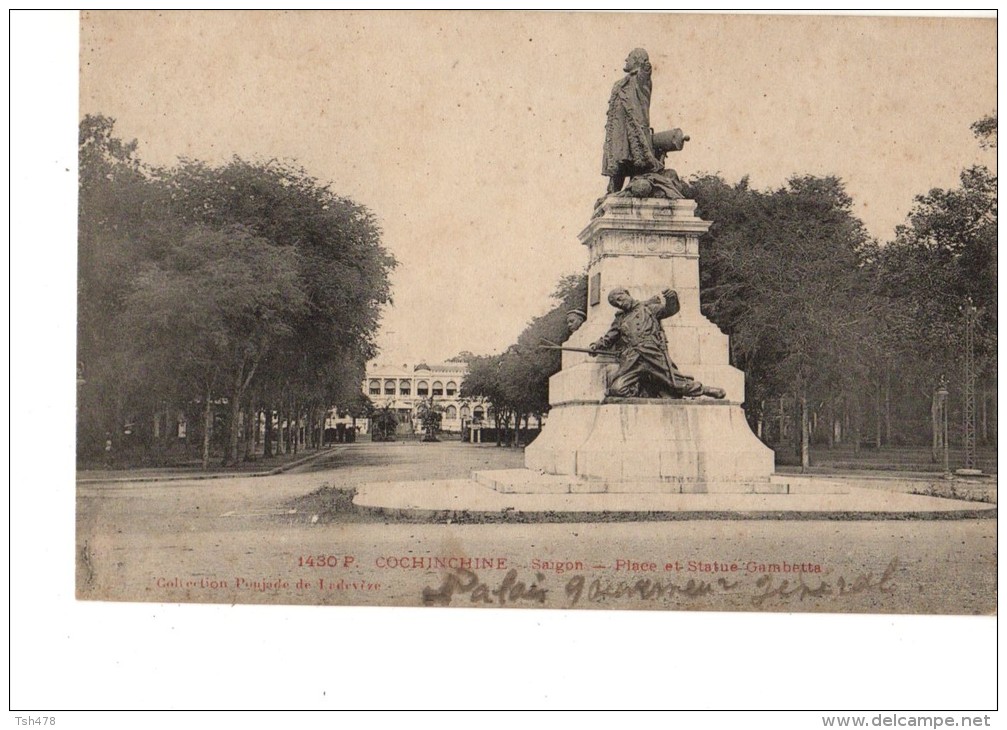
369, 380, 380, 396
445, 405, 457, 420
417, 380, 429, 396
399, 382, 411, 396
460, 405, 470, 419
446, 381, 457, 396
432, 380, 444, 396
473, 407, 485, 422
384, 380, 395, 395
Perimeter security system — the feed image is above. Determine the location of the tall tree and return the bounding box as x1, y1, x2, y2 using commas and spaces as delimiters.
461, 273, 587, 445
77, 115, 173, 456
690, 174, 876, 468
869, 117, 997, 450
122, 226, 307, 465
77, 116, 395, 467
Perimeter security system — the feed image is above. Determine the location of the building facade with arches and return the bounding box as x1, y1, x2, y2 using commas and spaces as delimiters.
363, 361, 490, 435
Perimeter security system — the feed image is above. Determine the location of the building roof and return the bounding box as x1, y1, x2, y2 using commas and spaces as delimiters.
365, 361, 469, 378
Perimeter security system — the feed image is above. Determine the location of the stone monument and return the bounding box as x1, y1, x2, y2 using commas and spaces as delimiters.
479, 49, 775, 494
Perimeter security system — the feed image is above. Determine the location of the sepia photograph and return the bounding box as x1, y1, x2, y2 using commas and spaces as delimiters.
11, 8, 999, 713
72, 9, 996, 614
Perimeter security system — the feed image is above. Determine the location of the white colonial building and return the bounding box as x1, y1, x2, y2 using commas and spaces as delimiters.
363, 361, 490, 435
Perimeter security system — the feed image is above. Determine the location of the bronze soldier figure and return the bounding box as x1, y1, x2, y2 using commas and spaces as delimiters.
589, 288, 725, 400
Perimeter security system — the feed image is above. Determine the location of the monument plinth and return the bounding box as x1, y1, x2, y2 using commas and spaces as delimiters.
548, 197, 745, 406
513, 197, 775, 494
354, 47, 939, 515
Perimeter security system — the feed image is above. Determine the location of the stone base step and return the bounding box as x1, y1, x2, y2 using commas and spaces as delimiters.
472, 469, 849, 495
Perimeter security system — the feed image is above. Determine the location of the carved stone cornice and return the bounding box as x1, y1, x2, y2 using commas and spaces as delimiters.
580, 197, 712, 245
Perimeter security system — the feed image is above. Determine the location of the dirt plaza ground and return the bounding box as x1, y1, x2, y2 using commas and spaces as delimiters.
76, 442, 996, 615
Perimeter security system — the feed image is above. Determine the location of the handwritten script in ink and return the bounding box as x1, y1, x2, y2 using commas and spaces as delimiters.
422, 568, 548, 607
422, 558, 900, 609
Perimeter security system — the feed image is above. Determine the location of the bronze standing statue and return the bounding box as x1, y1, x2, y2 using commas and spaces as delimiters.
603, 48, 662, 194
601, 48, 690, 200
589, 288, 725, 400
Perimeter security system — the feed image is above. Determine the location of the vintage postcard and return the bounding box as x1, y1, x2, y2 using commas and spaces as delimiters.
73, 10, 996, 621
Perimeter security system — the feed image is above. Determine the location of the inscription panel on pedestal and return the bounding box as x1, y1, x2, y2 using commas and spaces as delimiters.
589, 272, 601, 306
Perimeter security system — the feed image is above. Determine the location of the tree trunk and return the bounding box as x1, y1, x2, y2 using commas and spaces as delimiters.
305, 405, 314, 448
852, 394, 861, 455
152, 408, 165, 463
113, 392, 126, 452
201, 387, 213, 471
843, 403, 850, 447
243, 396, 254, 462
253, 407, 261, 456
284, 401, 292, 455
875, 381, 882, 450
778, 396, 785, 445
227, 393, 241, 466
226, 356, 260, 466
789, 396, 797, 459
277, 409, 284, 455
800, 389, 810, 472
884, 369, 892, 446
930, 389, 940, 463
275, 396, 284, 455
264, 406, 274, 458
826, 402, 834, 449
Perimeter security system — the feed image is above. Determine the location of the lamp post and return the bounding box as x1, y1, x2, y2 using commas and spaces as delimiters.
935, 379, 949, 479
957, 301, 982, 476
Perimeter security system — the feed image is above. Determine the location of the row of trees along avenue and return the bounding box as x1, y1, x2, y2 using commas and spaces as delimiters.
78, 115, 395, 468
460, 116, 996, 469
460, 275, 587, 447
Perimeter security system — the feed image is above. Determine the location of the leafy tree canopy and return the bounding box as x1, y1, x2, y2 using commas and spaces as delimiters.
77, 115, 396, 464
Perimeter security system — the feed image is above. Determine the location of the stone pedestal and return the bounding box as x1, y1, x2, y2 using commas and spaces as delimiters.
518, 195, 775, 494
548, 196, 745, 405
520, 399, 774, 493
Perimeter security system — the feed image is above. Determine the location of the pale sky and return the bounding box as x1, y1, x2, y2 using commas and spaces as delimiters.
79, 11, 997, 365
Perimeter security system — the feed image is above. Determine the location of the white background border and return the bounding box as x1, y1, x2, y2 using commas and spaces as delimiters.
8, 9, 999, 716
